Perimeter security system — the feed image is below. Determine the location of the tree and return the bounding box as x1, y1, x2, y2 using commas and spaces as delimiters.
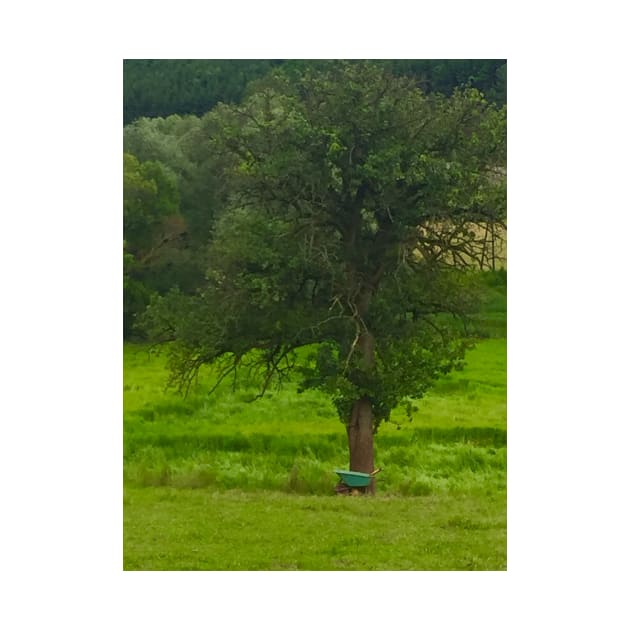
142, 62, 506, 493
124, 114, 229, 248
123, 153, 187, 337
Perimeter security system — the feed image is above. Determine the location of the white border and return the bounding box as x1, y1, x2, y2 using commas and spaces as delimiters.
3, 1, 630, 628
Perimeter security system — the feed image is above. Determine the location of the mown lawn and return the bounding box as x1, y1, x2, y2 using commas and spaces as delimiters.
124, 488, 506, 571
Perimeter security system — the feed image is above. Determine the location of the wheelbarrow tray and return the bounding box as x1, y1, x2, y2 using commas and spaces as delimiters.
334, 469, 372, 487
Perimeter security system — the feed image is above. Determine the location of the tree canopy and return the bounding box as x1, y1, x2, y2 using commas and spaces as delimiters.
123, 60, 507, 341
139, 61, 506, 488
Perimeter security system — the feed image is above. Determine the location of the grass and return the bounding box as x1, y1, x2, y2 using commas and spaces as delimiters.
123, 339, 506, 496
124, 272, 506, 570
124, 488, 506, 571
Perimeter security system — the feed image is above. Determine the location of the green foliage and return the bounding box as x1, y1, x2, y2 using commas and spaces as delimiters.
468, 270, 508, 338
123, 115, 221, 247
123, 153, 194, 338
386, 59, 507, 106
141, 61, 506, 427
123, 59, 507, 124
123, 59, 282, 124
123, 153, 179, 253
123, 274, 154, 339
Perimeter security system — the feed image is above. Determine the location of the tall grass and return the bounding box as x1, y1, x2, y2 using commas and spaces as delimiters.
124, 440, 506, 496
124, 271, 506, 497
124, 341, 506, 496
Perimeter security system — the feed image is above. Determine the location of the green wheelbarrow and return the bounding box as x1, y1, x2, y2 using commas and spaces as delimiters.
334, 468, 382, 494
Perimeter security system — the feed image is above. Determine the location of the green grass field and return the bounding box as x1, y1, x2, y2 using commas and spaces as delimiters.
124, 274, 506, 570
124, 489, 506, 570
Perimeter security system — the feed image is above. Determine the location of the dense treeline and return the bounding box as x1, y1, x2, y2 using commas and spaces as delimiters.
123, 59, 506, 125
123, 60, 506, 339
123, 60, 282, 124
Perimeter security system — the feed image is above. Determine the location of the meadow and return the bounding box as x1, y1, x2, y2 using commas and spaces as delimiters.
123, 272, 506, 570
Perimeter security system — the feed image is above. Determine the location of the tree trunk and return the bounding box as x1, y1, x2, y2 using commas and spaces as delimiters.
346, 295, 376, 494
346, 396, 375, 495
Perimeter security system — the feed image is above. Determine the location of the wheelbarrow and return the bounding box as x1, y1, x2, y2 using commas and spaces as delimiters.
334, 468, 382, 495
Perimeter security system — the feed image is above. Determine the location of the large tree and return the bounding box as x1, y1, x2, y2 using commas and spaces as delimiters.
142, 62, 506, 493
